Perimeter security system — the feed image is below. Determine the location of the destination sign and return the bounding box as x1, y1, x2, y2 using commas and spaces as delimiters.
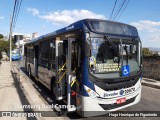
95, 63, 121, 73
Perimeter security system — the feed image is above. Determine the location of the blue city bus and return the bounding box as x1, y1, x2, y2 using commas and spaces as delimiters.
24, 19, 142, 117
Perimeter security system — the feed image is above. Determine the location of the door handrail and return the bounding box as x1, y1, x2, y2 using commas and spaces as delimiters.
57, 69, 68, 83
58, 61, 67, 75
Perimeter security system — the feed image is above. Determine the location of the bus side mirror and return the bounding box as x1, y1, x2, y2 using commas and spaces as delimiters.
85, 40, 91, 57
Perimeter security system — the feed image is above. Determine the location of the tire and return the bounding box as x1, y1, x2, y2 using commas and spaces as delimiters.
28, 66, 31, 78
51, 77, 56, 98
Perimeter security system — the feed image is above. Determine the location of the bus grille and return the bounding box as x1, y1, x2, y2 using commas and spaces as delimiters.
89, 73, 140, 91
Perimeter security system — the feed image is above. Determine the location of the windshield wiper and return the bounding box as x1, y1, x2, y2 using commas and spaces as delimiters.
104, 36, 121, 57
124, 45, 129, 65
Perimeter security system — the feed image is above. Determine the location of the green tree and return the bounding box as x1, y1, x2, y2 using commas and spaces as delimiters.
0, 40, 15, 56
142, 48, 153, 56
0, 34, 4, 39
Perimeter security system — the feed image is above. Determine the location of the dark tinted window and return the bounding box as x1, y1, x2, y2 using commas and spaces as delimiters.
49, 40, 55, 61
88, 20, 138, 36
27, 46, 34, 58
41, 40, 50, 59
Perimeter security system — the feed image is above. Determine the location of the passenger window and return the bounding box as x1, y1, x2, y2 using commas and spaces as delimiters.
41, 41, 50, 59
49, 40, 55, 61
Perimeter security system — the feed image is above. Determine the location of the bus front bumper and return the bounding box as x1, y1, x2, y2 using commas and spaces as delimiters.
81, 79, 141, 117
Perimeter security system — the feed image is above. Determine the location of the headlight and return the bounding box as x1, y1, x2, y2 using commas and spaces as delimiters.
87, 88, 99, 98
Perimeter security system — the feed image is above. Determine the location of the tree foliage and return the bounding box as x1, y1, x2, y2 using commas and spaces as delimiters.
0, 33, 15, 60
0, 40, 15, 56
0, 40, 10, 53
0, 34, 4, 39
142, 48, 153, 56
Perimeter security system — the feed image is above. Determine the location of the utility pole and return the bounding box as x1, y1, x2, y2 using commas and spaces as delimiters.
9, 15, 13, 64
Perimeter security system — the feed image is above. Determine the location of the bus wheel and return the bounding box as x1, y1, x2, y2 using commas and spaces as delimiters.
28, 66, 31, 78
51, 77, 56, 98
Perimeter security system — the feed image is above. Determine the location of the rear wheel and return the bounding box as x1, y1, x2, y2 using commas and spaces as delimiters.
28, 66, 31, 78
51, 77, 56, 98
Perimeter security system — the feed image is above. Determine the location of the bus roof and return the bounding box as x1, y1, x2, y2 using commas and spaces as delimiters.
25, 19, 138, 45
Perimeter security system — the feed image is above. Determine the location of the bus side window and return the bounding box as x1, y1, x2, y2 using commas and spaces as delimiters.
49, 40, 56, 70
41, 41, 49, 60
24, 47, 27, 56
50, 41, 55, 61
38, 40, 50, 68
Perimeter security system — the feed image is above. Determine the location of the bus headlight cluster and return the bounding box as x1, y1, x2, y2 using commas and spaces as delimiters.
87, 89, 99, 98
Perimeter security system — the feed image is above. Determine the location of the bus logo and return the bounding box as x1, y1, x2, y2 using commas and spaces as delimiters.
119, 89, 124, 95
120, 87, 135, 96
104, 92, 118, 97
66, 25, 74, 30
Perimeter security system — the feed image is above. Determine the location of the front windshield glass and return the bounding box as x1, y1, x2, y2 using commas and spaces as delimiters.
12, 52, 20, 56
89, 37, 140, 78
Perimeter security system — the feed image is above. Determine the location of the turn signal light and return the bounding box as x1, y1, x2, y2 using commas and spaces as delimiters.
72, 91, 76, 96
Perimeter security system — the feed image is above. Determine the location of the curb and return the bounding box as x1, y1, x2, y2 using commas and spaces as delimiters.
143, 77, 160, 82
142, 81, 160, 89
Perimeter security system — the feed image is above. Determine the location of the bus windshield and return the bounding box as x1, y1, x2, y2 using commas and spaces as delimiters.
89, 37, 140, 78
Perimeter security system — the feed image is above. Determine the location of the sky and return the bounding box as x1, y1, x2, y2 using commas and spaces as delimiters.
0, 0, 160, 48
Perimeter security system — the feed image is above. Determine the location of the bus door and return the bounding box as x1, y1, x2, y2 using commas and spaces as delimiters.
55, 38, 80, 112
67, 38, 78, 112
55, 39, 68, 100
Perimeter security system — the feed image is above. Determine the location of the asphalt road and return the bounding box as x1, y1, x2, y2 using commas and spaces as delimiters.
14, 61, 160, 120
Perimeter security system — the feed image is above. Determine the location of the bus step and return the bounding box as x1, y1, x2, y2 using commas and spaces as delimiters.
67, 106, 76, 112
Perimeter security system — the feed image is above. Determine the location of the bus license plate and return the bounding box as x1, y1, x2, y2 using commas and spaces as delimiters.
116, 98, 126, 104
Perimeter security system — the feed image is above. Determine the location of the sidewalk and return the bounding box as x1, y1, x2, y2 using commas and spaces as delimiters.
0, 61, 27, 120
0, 61, 69, 120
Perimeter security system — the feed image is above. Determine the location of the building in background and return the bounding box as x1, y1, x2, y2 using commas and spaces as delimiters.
13, 32, 38, 57
32, 32, 39, 39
